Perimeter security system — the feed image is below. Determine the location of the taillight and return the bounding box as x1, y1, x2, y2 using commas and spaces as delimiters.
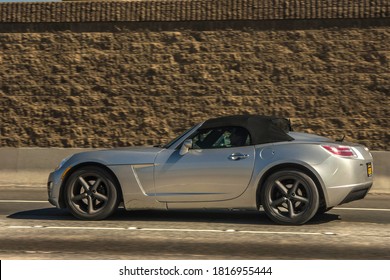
321, 145, 357, 157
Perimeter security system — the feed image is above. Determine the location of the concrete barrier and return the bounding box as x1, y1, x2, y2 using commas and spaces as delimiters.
0, 148, 388, 193
0, 148, 93, 187
370, 151, 390, 194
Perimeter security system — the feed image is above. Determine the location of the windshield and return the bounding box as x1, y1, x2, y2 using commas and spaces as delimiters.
163, 124, 198, 149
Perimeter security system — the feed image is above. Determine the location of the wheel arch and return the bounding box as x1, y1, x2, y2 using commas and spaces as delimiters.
255, 163, 327, 210
58, 162, 123, 209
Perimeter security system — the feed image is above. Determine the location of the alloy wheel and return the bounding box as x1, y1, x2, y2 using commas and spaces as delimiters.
65, 167, 118, 220
261, 170, 319, 225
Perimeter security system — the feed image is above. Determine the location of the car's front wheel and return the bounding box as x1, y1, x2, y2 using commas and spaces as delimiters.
64, 166, 119, 220
261, 170, 319, 225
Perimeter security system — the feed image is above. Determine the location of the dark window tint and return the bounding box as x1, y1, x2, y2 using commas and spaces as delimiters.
191, 126, 251, 149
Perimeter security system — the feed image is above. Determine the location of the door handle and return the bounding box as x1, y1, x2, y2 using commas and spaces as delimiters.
228, 153, 250, 161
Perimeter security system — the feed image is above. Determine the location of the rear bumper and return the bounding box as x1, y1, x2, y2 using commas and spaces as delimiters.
312, 149, 373, 207
326, 181, 373, 207
339, 182, 373, 205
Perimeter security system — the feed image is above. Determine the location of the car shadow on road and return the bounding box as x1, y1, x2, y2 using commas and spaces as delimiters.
7, 207, 340, 225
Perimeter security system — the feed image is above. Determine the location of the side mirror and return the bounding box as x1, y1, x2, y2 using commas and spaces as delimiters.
179, 139, 193, 155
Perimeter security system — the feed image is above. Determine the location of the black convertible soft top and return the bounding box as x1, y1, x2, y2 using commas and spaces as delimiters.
200, 115, 294, 145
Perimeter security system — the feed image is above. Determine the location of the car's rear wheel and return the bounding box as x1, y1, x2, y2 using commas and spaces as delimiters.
65, 166, 119, 220
261, 170, 319, 225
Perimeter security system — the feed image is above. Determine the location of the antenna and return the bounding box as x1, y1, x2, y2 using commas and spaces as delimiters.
336, 134, 345, 142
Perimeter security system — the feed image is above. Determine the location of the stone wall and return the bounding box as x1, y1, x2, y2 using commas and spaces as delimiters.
0, 1, 389, 150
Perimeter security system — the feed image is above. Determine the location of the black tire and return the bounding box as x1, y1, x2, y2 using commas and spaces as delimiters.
317, 206, 333, 215
64, 166, 119, 220
261, 170, 319, 225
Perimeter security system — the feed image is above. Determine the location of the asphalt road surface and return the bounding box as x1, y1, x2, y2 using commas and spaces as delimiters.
0, 186, 389, 259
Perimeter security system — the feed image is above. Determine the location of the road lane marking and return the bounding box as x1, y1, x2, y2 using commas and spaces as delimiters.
6, 225, 334, 236
48, 226, 127, 230
333, 207, 390, 212
0, 200, 48, 203
8, 225, 128, 231
8, 226, 32, 229
238, 230, 323, 235
136, 227, 224, 233
1, 199, 390, 215
1, 200, 389, 212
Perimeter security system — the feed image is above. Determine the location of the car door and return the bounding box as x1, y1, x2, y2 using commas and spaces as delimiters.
153, 126, 255, 202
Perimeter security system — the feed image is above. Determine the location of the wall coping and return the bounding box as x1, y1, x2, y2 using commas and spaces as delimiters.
0, 0, 389, 23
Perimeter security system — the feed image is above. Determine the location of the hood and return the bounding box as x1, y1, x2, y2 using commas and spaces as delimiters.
68, 146, 164, 166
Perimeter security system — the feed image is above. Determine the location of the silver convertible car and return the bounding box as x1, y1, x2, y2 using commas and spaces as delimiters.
48, 115, 373, 225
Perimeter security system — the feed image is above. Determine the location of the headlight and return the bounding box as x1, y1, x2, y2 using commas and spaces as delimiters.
55, 155, 72, 171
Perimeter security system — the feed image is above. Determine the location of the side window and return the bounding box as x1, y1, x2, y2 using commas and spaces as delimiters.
191, 127, 251, 149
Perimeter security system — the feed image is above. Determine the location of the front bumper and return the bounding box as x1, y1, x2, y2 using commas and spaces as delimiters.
47, 169, 64, 208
